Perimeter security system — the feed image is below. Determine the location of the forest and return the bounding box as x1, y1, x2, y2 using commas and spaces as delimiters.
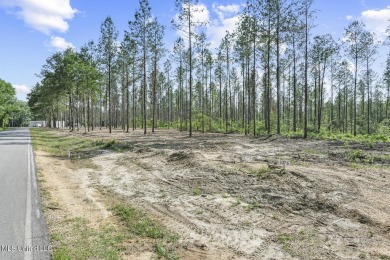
27, 0, 390, 139
22, 1, 390, 258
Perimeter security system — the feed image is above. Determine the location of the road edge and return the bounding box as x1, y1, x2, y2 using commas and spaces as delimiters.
26, 129, 51, 260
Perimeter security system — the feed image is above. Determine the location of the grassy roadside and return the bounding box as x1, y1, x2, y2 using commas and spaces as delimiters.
30, 128, 180, 260
30, 128, 131, 157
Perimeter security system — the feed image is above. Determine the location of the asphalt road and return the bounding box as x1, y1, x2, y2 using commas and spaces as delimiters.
0, 128, 50, 260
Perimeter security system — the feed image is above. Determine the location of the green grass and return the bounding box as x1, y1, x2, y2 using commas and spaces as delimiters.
30, 128, 133, 158
344, 149, 390, 164
48, 202, 181, 260
379, 254, 390, 260
112, 204, 166, 239
252, 166, 272, 176
192, 187, 202, 196
49, 203, 180, 260
112, 204, 180, 259
278, 233, 294, 251
345, 149, 366, 162
247, 202, 262, 211
52, 247, 72, 260
155, 241, 179, 260
51, 217, 122, 260
278, 229, 319, 257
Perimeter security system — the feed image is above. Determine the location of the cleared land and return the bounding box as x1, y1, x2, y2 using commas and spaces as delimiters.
31, 128, 390, 259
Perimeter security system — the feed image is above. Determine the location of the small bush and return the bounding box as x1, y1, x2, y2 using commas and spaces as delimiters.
192, 187, 202, 196
345, 149, 365, 162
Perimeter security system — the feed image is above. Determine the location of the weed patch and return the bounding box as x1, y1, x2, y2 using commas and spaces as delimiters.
278, 229, 321, 258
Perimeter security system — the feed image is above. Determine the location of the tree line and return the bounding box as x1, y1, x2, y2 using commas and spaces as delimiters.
0, 79, 31, 128
28, 0, 390, 137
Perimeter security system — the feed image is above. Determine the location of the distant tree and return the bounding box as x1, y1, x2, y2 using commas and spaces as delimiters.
123, 29, 139, 131
173, 37, 185, 131
98, 16, 118, 133
0, 79, 17, 127
310, 34, 338, 132
149, 19, 165, 132
220, 32, 232, 134
334, 60, 353, 133
344, 20, 366, 136
205, 48, 213, 131
360, 31, 377, 134
302, 0, 315, 139
173, 0, 207, 137
384, 53, 390, 119
195, 32, 208, 133
130, 0, 153, 134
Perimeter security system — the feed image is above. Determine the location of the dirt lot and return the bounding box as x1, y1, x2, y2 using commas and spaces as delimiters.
35, 129, 390, 259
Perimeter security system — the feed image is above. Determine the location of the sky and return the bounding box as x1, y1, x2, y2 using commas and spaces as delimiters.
0, 0, 389, 101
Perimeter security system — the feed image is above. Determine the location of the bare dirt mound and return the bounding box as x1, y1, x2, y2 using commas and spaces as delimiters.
48, 129, 390, 259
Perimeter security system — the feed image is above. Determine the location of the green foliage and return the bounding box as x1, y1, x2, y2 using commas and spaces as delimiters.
25, 1, 390, 141
285, 131, 304, 139
192, 187, 202, 196
30, 128, 133, 158
308, 130, 390, 143
278, 229, 319, 257
52, 247, 72, 260
112, 204, 166, 239
28, 48, 102, 123
247, 202, 261, 211
377, 119, 390, 136
0, 78, 18, 127
249, 165, 272, 177
155, 241, 178, 260
8, 100, 32, 127
50, 217, 121, 260
278, 233, 294, 250
345, 149, 365, 162
101, 139, 116, 148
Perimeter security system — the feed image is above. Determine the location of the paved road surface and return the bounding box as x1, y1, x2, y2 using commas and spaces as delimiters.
0, 128, 50, 260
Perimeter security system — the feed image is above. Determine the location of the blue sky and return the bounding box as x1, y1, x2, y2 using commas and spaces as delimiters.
0, 0, 389, 101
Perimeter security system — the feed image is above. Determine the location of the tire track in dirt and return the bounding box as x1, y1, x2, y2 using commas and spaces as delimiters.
52, 129, 390, 259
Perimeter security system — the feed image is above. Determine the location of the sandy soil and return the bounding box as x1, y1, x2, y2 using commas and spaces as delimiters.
37, 129, 390, 259
35, 150, 112, 228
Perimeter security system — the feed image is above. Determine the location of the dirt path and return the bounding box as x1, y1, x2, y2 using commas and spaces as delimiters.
37, 129, 390, 259
35, 150, 111, 228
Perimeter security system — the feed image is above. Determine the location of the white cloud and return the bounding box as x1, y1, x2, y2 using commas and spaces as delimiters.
207, 16, 240, 49
191, 3, 209, 24
0, 0, 77, 34
13, 84, 31, 100
174, 2, 209, 25
13, 84, 31, 95
346, 15, 353, 20
50, 36, 74, 50
207, 4, 241, 49
361, 6, 390, 42
172, 3, 209, 45
172, 3, 242, 50
212, 3, 240, 20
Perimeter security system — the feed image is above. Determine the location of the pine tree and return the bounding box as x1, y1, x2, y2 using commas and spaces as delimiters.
344, 20, 366, 136
98, 16, 118, 134
173, 0, 207, 137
